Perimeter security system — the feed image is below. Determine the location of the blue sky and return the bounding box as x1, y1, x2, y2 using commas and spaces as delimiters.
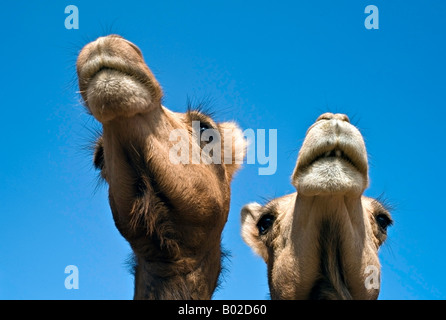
0, 0, 445, 299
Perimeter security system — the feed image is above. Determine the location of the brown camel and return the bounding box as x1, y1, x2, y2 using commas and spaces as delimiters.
241, 113, 393, 299
76, 35, 246, 299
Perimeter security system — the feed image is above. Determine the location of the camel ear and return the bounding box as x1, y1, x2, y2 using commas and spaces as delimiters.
218, 121, 247, 179
241, 202, 269, 262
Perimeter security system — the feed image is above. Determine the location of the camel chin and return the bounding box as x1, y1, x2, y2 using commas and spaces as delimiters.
86, 69, 154, 123
295, 157, 367, 197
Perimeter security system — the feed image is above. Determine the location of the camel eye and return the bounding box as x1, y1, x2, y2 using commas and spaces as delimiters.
200, 122, 209, 133
376, 214, 392, 232
257, 214, 274, 235
199, 122, 214, 142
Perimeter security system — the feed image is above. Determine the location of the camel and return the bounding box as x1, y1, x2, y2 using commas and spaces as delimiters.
76, 35, 246, 299
241, 113, 393, 299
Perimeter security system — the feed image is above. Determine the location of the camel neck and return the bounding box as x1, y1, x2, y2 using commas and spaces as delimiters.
295, 194, 363, 222
132, 246, 223, 300
293, 194, 367, 299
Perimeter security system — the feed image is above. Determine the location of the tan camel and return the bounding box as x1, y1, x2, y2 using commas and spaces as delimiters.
76, 35, 246, 299
241, 113, 393, 299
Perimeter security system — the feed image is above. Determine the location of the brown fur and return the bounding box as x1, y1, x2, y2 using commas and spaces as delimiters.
77, 35, 246, 299
241, 113, 393, 300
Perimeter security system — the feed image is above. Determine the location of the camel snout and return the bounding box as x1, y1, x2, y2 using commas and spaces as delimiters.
76, 35, 163, 123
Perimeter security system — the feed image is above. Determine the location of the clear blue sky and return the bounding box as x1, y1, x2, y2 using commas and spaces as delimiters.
0, 0, 445, 299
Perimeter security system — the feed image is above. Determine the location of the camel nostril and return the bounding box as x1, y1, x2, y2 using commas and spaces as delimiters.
335, 113, 350, 123
316, 112, 335, 122
316, 113, 350, 123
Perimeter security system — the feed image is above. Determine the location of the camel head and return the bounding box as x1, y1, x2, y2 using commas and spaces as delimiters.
241, 113, 392, 299
77, 35, 246, 299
